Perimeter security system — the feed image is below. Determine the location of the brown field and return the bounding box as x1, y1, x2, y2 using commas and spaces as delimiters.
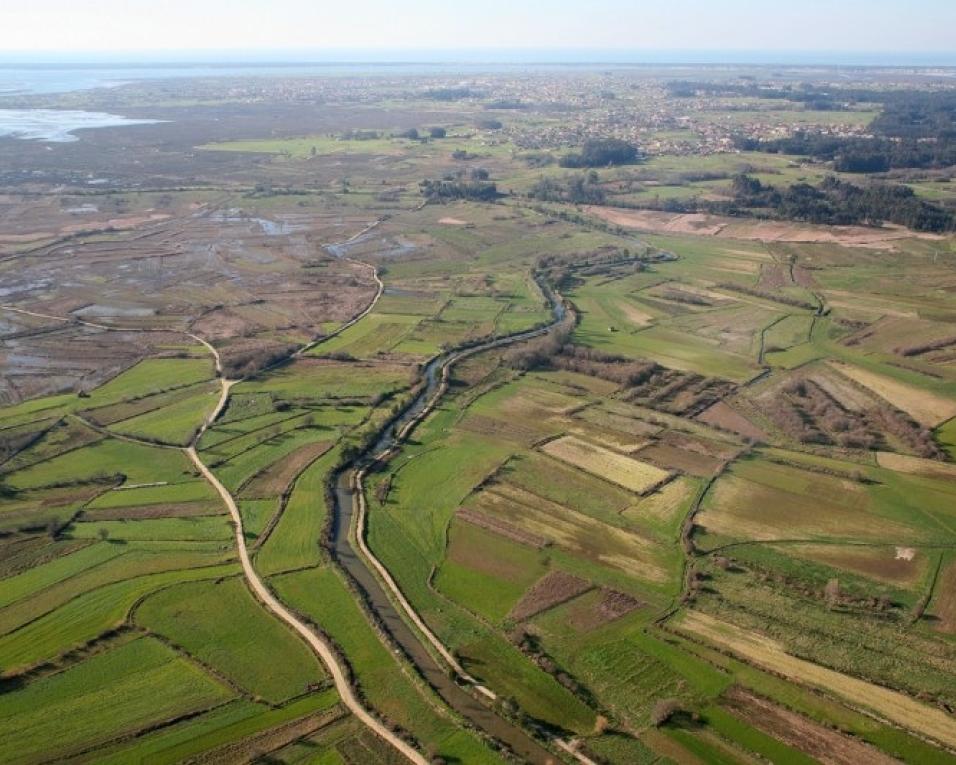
564, 423, 650, 454
876, 451, 956, 479
930, 561, 956, 635
473, 483, 665, 582
509, 570, 592, 621
829, 362, 956, 426
696, 401, 767, 441
574, 404, 662, 439
456, 507, 548, 549
82, 501, 223, 521
776, 543, 926, 588
500, 387, 583, 419
0, 207, 378, 400
445, 520, 538, 581
240, 440, 334, 498
678, 610, 956, 750
622, 477, 695, 525
565, 587, 643, 632
805, 368, 875, 412
723, 687, 898, 765
587, 207, 944, 247
540, 435, 673, 494
635, 443, 724, 477
532, 370, 620, 397
698, 470, 914, 543
458, 413, 551, 446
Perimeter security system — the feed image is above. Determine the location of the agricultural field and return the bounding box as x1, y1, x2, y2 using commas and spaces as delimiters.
2, 61, 956, 765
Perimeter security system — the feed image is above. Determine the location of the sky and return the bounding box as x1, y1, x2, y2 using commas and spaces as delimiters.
1, 0, 954, 59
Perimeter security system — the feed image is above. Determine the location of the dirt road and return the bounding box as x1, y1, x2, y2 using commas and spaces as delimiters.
187, 437, 426, 765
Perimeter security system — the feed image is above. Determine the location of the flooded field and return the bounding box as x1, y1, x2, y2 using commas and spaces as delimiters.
0, 109, 161, 142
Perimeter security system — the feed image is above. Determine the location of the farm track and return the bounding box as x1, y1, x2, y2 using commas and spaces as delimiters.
186, 397, 426, 765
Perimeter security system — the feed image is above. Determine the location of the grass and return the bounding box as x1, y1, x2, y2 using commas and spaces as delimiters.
698, 452, 956, 547
678, 634, 956, 765
1, 548, 235, 639
677, 609, 956, 750
209, 427, 336, 494
237, 360, 408, 400
108, 382, 220, 445
5, 438, 195, 490
87, 479, 215, 508
68, 515, 233, 542
135, 577, 325, 703
533, 602, 729, 730
1, 143, 954, 765
94, 692, 338, 765
254, 445, 341, 575
0, 635, 233, 764
273, 566, 508, 764
0, 541, 123, 609
701, 705, 817, 765
310, 313, 423, 359
568, 271, 762, 382
694, 556, 956, 703
434, 519, 547, 622
89, 357, 215, 403
0, 562, 236, 671
830, 361, 956, 427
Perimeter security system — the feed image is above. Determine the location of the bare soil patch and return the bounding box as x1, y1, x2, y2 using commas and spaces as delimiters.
566, 587, 643, 631
240, 440, 333, 498
509, 570, 592, 621
458, 413, 549, 446
724, 687, 898, 765
82, 501, 222, 521
634, 443, 724, 477
696, 401, 766, 441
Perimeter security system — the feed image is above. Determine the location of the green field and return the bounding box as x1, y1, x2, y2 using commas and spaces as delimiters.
2, 71, 956, 765
0, 636, 233, 764
135, 577, 325, 703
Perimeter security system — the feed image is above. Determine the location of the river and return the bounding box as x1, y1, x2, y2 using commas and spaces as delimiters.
330, 278, 570, 763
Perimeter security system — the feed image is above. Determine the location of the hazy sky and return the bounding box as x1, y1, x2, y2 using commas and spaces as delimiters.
2, 0, 954, 55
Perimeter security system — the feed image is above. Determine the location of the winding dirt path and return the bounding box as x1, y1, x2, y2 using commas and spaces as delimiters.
187, 397, 425, 765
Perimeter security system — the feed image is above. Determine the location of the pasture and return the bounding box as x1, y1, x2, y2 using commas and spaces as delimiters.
135, 576, 326, 703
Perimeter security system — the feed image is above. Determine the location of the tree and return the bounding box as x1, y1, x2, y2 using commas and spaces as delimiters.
560, 138, 640, 168
97, 527, 110, 542
429, 127, 447, 139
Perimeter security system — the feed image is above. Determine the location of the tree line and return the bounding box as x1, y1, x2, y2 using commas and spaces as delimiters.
720, 174, 954, 232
